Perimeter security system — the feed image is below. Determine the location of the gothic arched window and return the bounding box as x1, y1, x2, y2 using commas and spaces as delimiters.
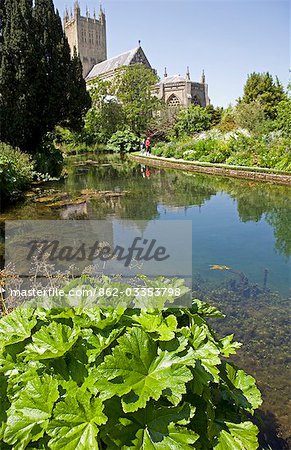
167, 94, 181, 108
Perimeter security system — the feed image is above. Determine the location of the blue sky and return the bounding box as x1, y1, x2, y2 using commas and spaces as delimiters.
56, 0, 290, 106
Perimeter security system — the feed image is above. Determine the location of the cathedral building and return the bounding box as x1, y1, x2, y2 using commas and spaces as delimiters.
64, 1, 107, 78
85, 46, 152, 82
154, 68, 210, 107
64, 3, 210, 107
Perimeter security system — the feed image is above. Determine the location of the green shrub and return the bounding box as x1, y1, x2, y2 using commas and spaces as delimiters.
179, 140, 196, 153
234, 101, 266, 134
225, 153, 254, 167
152, 142, 165, 156
0, 142, 34, 203
174, 105, 211, 137
162, 143, 176, 158
152, 147, 163, 156
275, 97, 291, 137
33, 133, 63, 177
217, 107, 237, 132
174, 146, 186, 159
0, 276, 262, 449
183, 150, 200, 161
257, 138, 291, 170
107, 130, 140, 153
201, 141, 231, 163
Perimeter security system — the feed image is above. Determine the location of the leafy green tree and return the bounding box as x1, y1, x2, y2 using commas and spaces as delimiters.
275, 83, 291, 136
205, 104, 223, 127
85, 79, 124, 143
240, 72, 286, 120
112, 64, 160, 136
174, 105, 211, 137
234, 100, 266, 134
150, 103, 179, 141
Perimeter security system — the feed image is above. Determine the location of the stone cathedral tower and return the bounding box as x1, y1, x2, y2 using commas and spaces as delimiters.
64, 1, 107, 78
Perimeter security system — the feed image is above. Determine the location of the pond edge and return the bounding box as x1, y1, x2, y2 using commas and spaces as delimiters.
129, 154, 291, 186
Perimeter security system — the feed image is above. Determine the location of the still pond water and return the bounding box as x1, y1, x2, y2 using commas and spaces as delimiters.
1, 153, 290, 448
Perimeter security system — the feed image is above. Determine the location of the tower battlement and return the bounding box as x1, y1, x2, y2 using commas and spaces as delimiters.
64, 1, 107, 78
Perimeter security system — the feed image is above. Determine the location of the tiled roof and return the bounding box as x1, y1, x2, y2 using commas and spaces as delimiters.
86, 47, 140, 81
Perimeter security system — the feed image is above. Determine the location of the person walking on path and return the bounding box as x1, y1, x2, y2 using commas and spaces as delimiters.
140, 139, 146, 154
145, 137, 151, 155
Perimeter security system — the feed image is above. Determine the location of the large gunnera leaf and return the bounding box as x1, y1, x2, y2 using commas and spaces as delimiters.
214, 421, 259, 450
47, 389, 107, 450
132, 311, 177, 341
132, 424, 199, 449
130, 403, 198, 449
0, 308, 37, 348
96, 328, 193, 412
3, 374, 59, 448
101, 400, 198, 449
221, 362, 262, 412
23, 322, 80, 360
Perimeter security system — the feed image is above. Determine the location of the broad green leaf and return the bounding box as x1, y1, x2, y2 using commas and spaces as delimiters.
222, 362, 262, 412
191, 361, 214, 395
0, 308, 37, 348
96, 328, 193, 412
102, 401, 195, 449
215, 429, 242, 450
0, 351, 15, 374
219, 334, 242, 357
6, 367, 42, 401
193, 340, 221, 382
214, 421, 259, 450
160, 425, 199, 449
132, 312, 177, 341
188, 322, 221, 381
73, 307, 126, 330
4, 374, 58, 448
24, 322, 80, 360
191, 323, 210, 348
133, 402, 194, 435
132, 425, 199, 449
83, 328, 123, 363
48, 389, 107, 450
194, 299, 224, 318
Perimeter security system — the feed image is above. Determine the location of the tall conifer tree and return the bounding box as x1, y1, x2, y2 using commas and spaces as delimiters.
0, 0, 90, 153
63, 49, 91, 131
0, 0, 5, 59
0, 0, 36, 151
